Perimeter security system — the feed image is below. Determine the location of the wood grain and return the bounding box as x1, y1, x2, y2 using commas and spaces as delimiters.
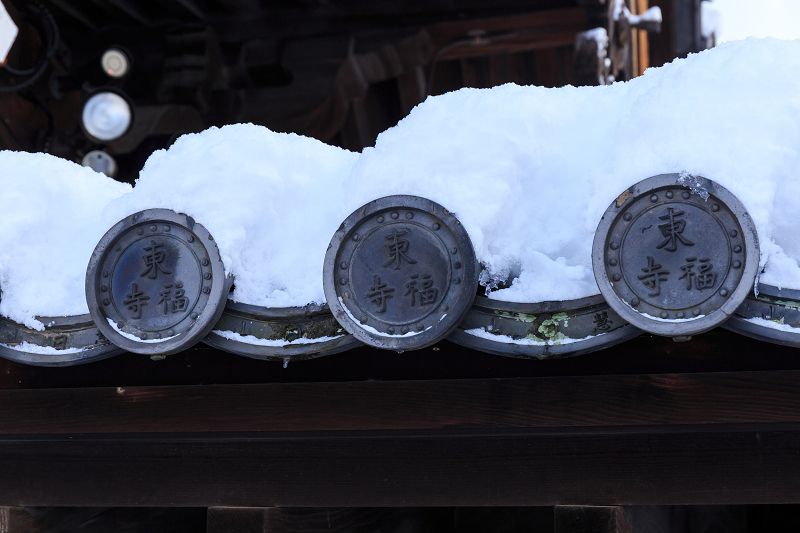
554, 506, 629, 533
2, 427, 800, 506
0, 370, 800, 434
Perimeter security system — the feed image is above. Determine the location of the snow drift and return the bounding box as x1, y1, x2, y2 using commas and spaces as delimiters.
347, 37, 800, 302
1, 37, 799, 326
0, 151, 130, 328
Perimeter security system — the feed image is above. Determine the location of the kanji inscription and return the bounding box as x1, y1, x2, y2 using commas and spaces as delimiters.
404, 274, 439, 306
656, 207, 695, 252
326, 196, 478, 350
679, 257, 717, 291
349, 222, 448, 325
158, 282, 189, 314
123, 282, 150, 319
592, 311, 612, 333
595, 175, 756, 333
89, 209, 228, 354
105, 224, 207, 335
382, 229, 417, 270
365, 274, 395, 314
613, 197, 736, 315
638, 256, 670, 297
141, 240, 172, 279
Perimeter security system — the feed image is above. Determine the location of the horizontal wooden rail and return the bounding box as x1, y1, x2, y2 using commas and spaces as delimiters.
1, 370, 800, 506
1, 370, 800, 434
1, 425, 800, 506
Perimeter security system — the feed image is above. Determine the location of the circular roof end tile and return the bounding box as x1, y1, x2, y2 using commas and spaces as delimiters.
86, 209, 230, 355
324, 195, 478, 351
592, 173, 759, 338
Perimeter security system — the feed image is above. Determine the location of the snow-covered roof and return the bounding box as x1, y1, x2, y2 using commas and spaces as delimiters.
1, 37, 799, 332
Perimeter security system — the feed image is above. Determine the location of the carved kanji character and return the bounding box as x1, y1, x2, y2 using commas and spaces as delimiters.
52, 335, 67, 350
171, 281, 189, 313
656, 208, 695, 252
593, 311, 611, 332
695, 258, 716, 290
679, 257, 716, 291
158, 281, 189, 314
404, 274, 438, 306
382, 229, 417, 270
122, 282, 150, 319
140, 240, 172, 279
637, 256, 670, 297
365, 274, 395, 313
158, 284, 173, 314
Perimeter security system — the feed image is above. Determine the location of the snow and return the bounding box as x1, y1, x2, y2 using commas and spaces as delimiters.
0, 151, 131, 329
337, 296, 433, 337
615, 3, 662, 25
347, 38, 800, 302
3, 39, 800, 326
621, 299, 706, 322
701, 2, 722, 40
637, 313, 705, 323
582, 27, 609, 58
744, 316, 800, 333
464, 327, 596, 346
0, 341, 84, 355
103, 125, 358, 308
634, 6, 662, 24
107, 318, 177, 343
0, 0, 18, 64
212, 329, 343, 346
705, 0, 800, 43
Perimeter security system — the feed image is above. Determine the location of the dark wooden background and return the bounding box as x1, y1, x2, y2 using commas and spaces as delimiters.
1, 329, 800, 510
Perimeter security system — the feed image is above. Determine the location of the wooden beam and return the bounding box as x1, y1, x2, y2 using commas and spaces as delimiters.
554, 506, 629, 533
0, 507, 36, 532
206, 508, 455, 533
638, 0, 651, 75
631, 0, 652, 77
1, 425, 800, 506
207, 508, 291, 533
2, 370, 800, 435
0, 370, 796, 506
426, 8, 586, 60
427, 8, 586, 47
555, 505, 746, 533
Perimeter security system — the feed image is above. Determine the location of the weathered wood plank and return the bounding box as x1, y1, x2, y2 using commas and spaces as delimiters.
207, 507, 289, 533
427, 8, 586, 48
206, 508, 454, 533
0, 507, 205, 532
1, 426, 800, 506
2, 370, 800, 434
554, 506, 629, 533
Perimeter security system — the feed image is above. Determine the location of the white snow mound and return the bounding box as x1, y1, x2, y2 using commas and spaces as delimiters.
104, 124, 359, 308
3, 38, 800, 325
346, 37, 800, 302
0, 151, 131, 328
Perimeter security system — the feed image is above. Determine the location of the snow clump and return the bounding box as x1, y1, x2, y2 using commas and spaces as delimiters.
0, 151, 131, 328
346, 37, 800, 301
103, 124, 359, 308
2, 38, 800, 327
